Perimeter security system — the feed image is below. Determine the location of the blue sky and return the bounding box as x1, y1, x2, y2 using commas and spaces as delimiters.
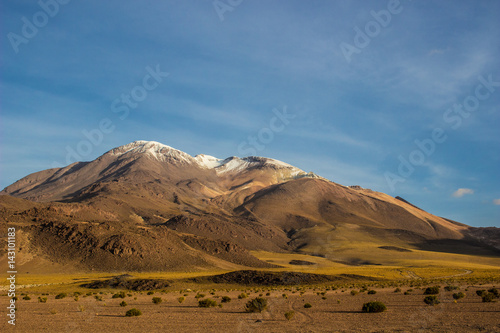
1, 0, 499, 227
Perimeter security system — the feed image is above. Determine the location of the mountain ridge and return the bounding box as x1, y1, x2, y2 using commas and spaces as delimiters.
1, 140, 498, 273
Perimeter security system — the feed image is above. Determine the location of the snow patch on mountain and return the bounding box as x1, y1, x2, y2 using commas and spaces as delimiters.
194, 154, 224, 169
108, 140, 195, 164
108, 141, 310, 178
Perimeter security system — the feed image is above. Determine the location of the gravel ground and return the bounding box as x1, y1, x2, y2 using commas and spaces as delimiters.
2, 286, 500, 332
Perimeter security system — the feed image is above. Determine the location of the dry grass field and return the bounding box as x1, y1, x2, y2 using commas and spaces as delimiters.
1, 263, 500, 332
2, 282, 500, 332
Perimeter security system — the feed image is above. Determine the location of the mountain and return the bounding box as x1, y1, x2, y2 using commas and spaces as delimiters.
1, 140, 498, 273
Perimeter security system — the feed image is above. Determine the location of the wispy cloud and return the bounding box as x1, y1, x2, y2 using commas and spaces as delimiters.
493, 199, 500, 206
452, 188, 475, 198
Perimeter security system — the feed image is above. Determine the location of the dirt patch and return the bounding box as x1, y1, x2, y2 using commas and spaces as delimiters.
81, 275, 170, 291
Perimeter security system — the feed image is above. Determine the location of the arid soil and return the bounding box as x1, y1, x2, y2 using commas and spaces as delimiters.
2, 285, 499, 332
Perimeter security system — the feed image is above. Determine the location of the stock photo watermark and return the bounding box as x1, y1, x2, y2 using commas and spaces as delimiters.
51, 64, 169, 168
7, 0, 71, 54
339, 0, 409, 64
237, 106, 295, 156
6, 227, 17, 326
213, 0, 243, 21
385, 74, 500, 192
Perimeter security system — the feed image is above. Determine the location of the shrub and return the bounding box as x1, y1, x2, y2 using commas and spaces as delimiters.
177, 297, 185, 304
350, 290, 358, 296
282, 293, 287, 299
424, 295, 440, 306
452, 292, 465, 300
238, 293, 248, 299
482, 293, 496, 303
23, 295, 31, 300
362, 301, 387, 313
147, 291, 154, 295
284, 311, 295, 320
195, 293, 206, 299
74, 296, 79, 301
125, 308, 142, 317
367, 290, 377, 295
245, 297, 268, 313
112, 292, 126, 299
476, 290, 487, 297
221, 296, 231, 303
424, 286, 440, 295
304, 303, 312, 308
152, 297, 162, 304
55, 293, 67, 299
266, 292, 271, 296
394, 288, 401, 293
78, 305, 85, 312
50, 309, 57, 315
488, 288, 499, 298
444, 285, 458, 292
38, 297, 47, 303
120, 301, 127, 307
94, 295, 103, 301
198, 298, 217, 308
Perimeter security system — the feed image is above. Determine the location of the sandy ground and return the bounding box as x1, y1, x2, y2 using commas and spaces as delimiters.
2, 286, 499, 333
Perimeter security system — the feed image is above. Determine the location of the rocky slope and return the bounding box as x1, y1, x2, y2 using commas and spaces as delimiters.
1, 140, 498, 272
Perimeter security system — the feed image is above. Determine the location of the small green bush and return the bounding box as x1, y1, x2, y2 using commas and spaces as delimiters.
198, 298, 217, 308
55, 293, 67, 299
424, 295, 440, 306
94, 295, 103, 301
152, 297, 162, 304
23, 295, 31, 300
38, 297, 47, 303
304, 303, 312, 308
177, 297, 185, 304
221, 296, 231, 303
245, 297, 268, 313
444, 285, 458, 292
476, 290, 487, 297
367, 290, 377, 295
238, 293, 248, 299
195, 293, 206, 299
362, 301, 387, 313
482, 293, 496, 303
284, 311, 295, 320
394, 288, 401, 293
452, 292, 465, 300
350, 290, 358, 296
147, 291, 154, 295
112, 292, 126, 299
488, 288, 499, 298
125, 308, 142, 317
120, 301, 127, 307
424, 286, 440, 295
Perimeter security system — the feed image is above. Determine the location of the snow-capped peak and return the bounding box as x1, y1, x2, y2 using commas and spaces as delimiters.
107, 141, 309, 178
107, 140, 195, 164
194, 154, 224, 169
